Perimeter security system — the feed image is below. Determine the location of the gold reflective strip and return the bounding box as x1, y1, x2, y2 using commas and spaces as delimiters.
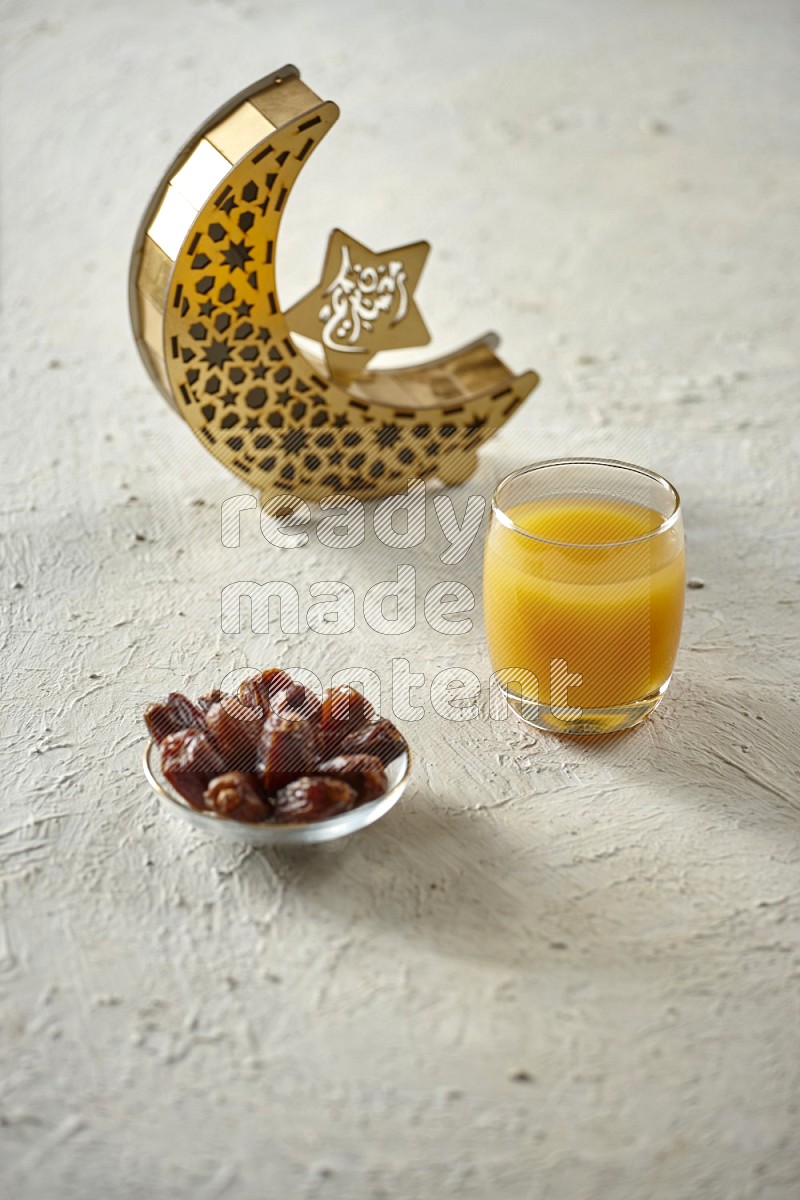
148, 184, 197, 260
207, 101, 276, 163
249, 76, 321, 127
138, 236, 171, 308
171, 138, 231, 209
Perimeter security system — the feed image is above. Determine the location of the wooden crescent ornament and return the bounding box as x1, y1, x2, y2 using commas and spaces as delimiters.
129, 66, 540, 501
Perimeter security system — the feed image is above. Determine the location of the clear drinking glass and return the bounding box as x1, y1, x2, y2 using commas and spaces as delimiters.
483, 458, 685, 734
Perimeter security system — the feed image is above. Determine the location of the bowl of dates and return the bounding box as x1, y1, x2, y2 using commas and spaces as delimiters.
143, 670, 411, 845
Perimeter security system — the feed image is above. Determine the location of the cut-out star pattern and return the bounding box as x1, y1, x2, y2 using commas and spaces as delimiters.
221, 239, 254, 272
203, 340, 233, 368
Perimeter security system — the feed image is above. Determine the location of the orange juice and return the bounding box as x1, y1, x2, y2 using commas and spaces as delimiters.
484, 495, 685, 718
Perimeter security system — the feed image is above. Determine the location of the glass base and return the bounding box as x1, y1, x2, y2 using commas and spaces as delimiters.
505, 680, 670, 735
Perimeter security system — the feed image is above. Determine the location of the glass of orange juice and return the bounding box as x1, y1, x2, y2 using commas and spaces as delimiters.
483, 458, 685, 734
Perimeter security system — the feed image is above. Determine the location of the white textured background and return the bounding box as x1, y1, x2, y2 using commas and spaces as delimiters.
2, 1, 800, 1197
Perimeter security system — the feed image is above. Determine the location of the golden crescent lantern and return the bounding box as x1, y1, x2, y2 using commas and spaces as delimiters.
129, 66, 539, 501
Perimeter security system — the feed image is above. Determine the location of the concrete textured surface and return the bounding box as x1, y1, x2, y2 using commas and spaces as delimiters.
2, 1, 800, 1197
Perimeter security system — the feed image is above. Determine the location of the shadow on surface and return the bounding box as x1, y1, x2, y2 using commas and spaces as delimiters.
267, 793, 547, 968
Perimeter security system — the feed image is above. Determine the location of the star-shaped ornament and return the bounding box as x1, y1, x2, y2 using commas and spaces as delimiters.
221, 238, 253, 273
286, 229, 430, 380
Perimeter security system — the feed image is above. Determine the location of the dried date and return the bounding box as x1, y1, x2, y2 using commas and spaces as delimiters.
339, 717, 407, 766
258, 713, 321, 793
238, 668, 293, 715
269, 681, 322, 723
205, 697, 263, 771
161, 729, 225, 809
272, 776, 357, 823
203, 772, 272, 822
315, 754, 387, 804
145, 692, 205, 745
320, 686, 374, 753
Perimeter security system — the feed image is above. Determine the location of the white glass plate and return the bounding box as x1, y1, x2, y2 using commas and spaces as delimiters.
143, 739, 412, 845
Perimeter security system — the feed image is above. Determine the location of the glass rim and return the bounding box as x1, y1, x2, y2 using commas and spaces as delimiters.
491, 457, 682, 548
